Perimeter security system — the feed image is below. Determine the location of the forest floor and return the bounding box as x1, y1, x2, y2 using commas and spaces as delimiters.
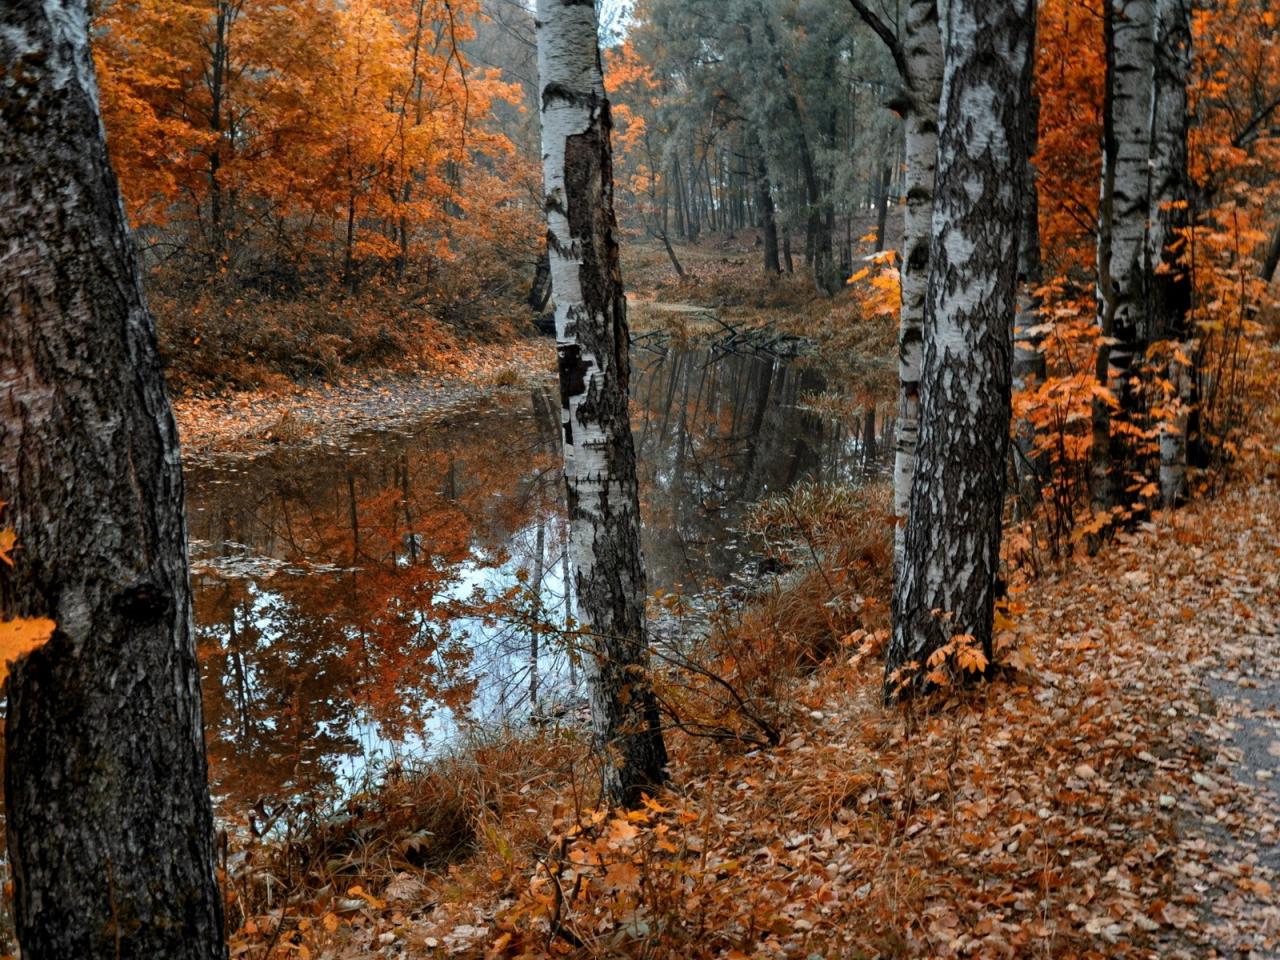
225, 391, 1280, 958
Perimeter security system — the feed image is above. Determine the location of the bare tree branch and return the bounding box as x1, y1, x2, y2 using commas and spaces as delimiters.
845, 0, 908, 82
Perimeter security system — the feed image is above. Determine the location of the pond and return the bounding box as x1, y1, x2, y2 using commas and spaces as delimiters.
186, 345, 887, 816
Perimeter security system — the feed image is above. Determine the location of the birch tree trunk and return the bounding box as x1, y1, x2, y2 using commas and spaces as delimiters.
0, 4, 226, 958
1093, 0, 1156, 513
891, 0, 943, 570
1013, 14, 1046, 516
848, 0, 943, 569
1149, 0, 1193, 507
886, 0, 1035, 698
536, 0, 668, 806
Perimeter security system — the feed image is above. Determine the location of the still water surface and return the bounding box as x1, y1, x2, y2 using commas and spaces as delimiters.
187, 346, 883, 814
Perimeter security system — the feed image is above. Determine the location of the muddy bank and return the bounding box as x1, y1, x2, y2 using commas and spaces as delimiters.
173, 339, 554, 463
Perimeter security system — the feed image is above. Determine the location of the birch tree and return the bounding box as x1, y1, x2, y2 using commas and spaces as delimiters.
0, 2, 225, 957
886, 0, 1035, 697
536, 0, 668, 806
1013, 11, 1046, 514
1092, 0, 1156, 513
845, 0, 943, 569
1149, 0, 1193, 506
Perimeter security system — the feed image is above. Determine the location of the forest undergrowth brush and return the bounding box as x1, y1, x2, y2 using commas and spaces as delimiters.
222, 729, 592, 955
155, 265, 532, 393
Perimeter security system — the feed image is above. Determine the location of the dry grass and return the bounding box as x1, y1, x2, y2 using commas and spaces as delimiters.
223, 729, 595, 944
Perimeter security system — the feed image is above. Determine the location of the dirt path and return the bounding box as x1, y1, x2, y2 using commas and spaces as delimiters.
1187, 484, 1280, 956
172, 339, 554, 463
1047, 475, 1280, 958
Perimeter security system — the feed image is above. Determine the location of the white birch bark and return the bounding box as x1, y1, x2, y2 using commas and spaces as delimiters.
893, 0, 944, 569
1012, 15, 1045, 516
536, 0, 667, 805
1093, 0, 1156, 511
886, 0, 1035, 695
1149, 0, 1193, 507
1109, 0, 1156, 345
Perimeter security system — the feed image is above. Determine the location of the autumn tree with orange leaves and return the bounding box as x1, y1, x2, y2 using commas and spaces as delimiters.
94, 0, 538, 386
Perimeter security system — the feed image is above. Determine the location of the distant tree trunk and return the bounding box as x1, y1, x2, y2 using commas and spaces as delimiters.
671, 155, 687, 238
782, 227, 795, 273
862, 406, 878, 472
530, 248, 553, 311
748, 129, 781, 274
756, 6, 835, 294
874, 161, 892, 253
658, 229, 686, 278
1013, 15, 1046, 516
1149, 0, 1193, 507
1093, 0, 1156, 514
887, 0, 1034, 698
684, 148, 701, 243
0, 4, 226, 958
207, 0, 232, 270
343, 180, 358, 291
536, 0, 668, 806
1263, 224, 1280, 284
704, 157, 719, 233
561, 522, 577, 688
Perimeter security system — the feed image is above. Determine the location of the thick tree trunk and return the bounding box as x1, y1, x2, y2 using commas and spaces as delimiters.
1092, 2, 1120, 521
1093, 0, 1156, 513
1149, 0, 1193, 507
536, 0, 668, 807
848, 0, 944, 570
0, 4, 226, 958
886, 0, 1034, 698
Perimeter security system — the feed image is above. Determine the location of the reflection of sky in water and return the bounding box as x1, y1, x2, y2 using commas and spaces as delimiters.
208, 534, 578, 809
186, 348, 887, 815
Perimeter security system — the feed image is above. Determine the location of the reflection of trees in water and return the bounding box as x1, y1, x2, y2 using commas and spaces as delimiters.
631, 347, 884, 590
189, 351, 885, 812
190, 403, 560, 809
